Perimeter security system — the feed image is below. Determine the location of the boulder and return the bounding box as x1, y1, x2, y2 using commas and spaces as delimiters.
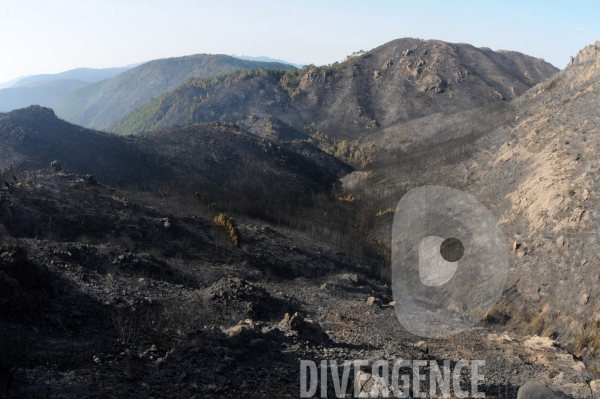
517, 381, 570, 399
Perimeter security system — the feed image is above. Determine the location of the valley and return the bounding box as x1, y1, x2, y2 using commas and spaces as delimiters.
1, 38, 600, 398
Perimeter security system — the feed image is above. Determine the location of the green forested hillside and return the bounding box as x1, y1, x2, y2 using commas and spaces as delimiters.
53, 54, 296, 130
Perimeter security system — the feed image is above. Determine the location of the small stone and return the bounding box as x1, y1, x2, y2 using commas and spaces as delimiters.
414, 341, 428, 354
366, 297, 380, 306
580, 293, 590, 306
590, 380, 600, 399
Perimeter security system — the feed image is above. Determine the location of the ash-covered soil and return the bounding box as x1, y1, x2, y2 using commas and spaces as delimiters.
0, 172, 593, 398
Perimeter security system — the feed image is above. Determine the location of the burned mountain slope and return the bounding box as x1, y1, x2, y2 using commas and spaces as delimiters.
0, 106, 351, 200
111, 38, 558, 140
342, 41, 600, 365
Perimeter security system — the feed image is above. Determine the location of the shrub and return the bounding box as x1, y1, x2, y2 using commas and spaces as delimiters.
0, 176, 17, 205
110, 307, 149, 348
213, 213, 241, 247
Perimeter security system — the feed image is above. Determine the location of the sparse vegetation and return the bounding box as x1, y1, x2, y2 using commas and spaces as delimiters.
110, 302, 205, 352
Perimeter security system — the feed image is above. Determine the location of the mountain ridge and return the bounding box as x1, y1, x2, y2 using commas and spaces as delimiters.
7, 64, 141, 88
110, 38, 559, 141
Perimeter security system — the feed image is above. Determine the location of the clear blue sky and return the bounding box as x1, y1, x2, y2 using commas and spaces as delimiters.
1, 0, 598, 83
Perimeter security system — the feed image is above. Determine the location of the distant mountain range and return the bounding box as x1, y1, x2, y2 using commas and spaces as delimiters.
0, 64, 142, 113
0, 79, 90, 113
5, 64, 142, 88
0, 56, 297, 121
231, 54, 304, 68
53, 55, 297, 130
0, 76, 26, 89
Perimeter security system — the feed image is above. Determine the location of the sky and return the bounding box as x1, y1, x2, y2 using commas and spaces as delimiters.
1, 0, 599, 84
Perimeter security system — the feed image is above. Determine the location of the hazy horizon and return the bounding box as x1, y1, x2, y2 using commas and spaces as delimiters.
1, 0, 598, 84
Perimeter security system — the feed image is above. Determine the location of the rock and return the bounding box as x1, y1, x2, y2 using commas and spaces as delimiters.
50, 160, 62, 172
517, 381, 569, 399
223, 319, 257, 341
513, 241, 521, 251
280, 312, 305, 330
579, 294, 590, 306
366, 297, 380, 306
355, 370, 389, 397
339, 273, 360, 285
556, 236, 565, 248
517, 248, 528, 258
589, 380, 600, 398
414, 341, 429, 354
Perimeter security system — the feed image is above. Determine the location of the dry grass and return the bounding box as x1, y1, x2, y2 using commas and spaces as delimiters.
213, 213, 241, 247
376, 208, 394, 217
